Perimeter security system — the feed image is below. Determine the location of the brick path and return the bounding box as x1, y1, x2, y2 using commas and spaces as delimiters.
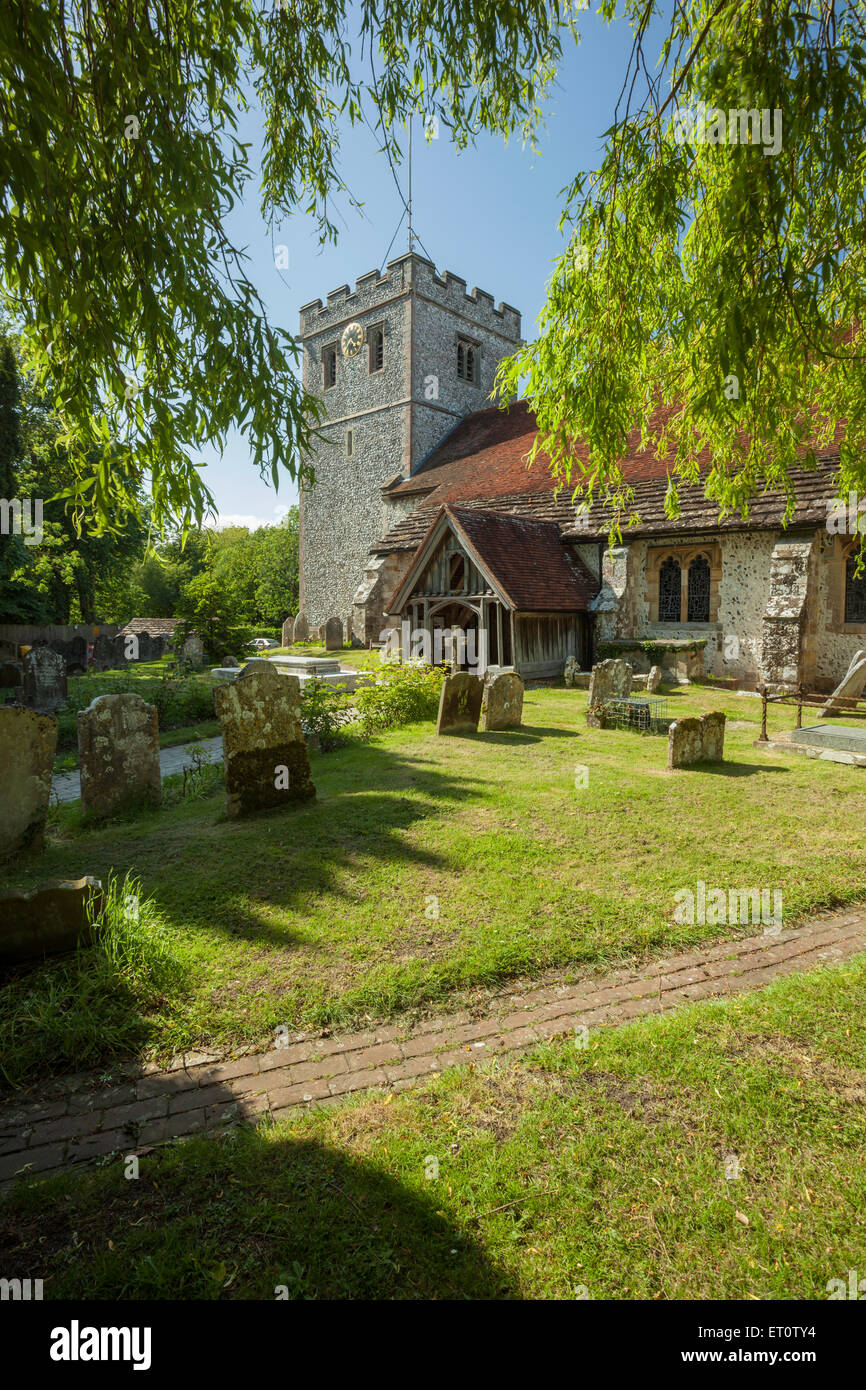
1, 908, 864, 1187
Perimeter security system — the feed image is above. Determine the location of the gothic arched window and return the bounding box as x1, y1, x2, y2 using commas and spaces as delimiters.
845, 549, 866, 622
687, 554, 711, 623
658, 556, 681, 622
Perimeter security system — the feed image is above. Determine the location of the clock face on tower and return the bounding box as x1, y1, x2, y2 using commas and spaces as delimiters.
341, 321, 364, 357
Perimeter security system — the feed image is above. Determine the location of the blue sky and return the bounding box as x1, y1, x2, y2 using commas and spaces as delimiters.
207, 7, 659, 528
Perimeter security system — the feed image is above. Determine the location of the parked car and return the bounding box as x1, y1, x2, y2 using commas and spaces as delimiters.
248, 637, 279, 650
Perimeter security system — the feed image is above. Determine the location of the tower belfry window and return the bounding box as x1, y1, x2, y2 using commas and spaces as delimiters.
323, 344, 337, 389
457, 337, 479, 384
369, 325, 384, 373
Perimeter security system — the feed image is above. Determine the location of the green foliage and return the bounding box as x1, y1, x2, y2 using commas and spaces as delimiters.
0, 874, 187, 1091
58, 671, 215, 746
300, 662, 445, 749
352, 662, 445, 735
497, 0, 866, 536
0, 1, 576, 531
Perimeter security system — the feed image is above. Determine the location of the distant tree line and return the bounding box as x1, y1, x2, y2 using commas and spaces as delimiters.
0, 335, 298, 629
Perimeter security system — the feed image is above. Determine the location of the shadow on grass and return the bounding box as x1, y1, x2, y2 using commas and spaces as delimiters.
676, 760, 790, 777
0, 1123, 517, 1300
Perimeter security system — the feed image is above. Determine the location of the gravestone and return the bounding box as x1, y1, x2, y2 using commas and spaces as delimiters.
0, 707, 57, 856
564, 655, 578, 688
0, 662, 22, 687
214, 661, 315, 818
820, 649, 866, 716
78, 693, 162, 818
436, 672, 484, 735
281, 616, 294, 647
647, 664, 663, 693
668, 711, 726, 768
324, 617, 343, 651
481, 671, 524, 731
181, 633, 204, 665
292, 612, 310, 643
223, 655, 239, 668
586, 658, 633, 727
23, 646, 67, 712
0, 877, 103, 967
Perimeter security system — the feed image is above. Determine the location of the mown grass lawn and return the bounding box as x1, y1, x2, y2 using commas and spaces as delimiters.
2, 956, 863, 1300
1, 681, 865, 1088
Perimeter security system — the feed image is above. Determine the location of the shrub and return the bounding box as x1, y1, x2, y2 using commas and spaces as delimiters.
299, 662, 445, 749
60, 670, 215, 744
353, 662, 445, 735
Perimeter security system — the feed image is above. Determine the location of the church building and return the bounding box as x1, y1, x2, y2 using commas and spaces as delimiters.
298, 253, 865, 691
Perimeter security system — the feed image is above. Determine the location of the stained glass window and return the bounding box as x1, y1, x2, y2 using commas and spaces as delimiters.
687, 554, 711, 623
845, 550, 866, 623
659, 556, 681, 622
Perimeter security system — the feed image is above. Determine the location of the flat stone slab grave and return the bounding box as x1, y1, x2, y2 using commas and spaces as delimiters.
791, 724, 866, 757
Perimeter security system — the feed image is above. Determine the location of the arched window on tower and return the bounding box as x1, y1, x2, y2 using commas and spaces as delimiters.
658, 556, 682, 622
687, 554, 711, 622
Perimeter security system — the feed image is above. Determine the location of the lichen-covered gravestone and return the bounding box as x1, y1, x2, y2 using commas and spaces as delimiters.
563, 655, 578, 688
281, 616, 294, 647
78, 693, 162, 818
668, 711, 726, 768
647, 665, 663, 693
292, 613, 310, 643
324, 617, 343, 651
586, 658, 633, 727
22, 646, 67, 712
481, 671, 524, 731
214, 661, 315, 818
436, 672, 484, 735
0, 707, 57, 856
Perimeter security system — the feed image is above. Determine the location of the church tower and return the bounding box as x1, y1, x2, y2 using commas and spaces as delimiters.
297, 252, 522, 635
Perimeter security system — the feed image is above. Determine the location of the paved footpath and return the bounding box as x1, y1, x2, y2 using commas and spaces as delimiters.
1, 907, 864, 1187
52, 736, 223, 804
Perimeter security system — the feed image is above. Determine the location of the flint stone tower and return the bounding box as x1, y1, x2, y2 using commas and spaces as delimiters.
297, 252, 521, 634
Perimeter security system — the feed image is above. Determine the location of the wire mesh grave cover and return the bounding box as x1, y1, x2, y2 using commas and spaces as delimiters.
602, 696, 673, 734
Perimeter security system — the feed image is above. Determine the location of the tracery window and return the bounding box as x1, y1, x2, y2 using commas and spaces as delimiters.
845, 549, 866, 623
687, 554, 711, 623
658, 556, 682, 622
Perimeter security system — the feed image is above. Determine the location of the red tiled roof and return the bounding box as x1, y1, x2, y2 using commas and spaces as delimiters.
392, 505, 599, 612
375, 401, 842, 553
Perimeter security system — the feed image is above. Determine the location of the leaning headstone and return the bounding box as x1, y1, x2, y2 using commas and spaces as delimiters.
0, 877, 103, 967
668, 711, 726, 768
820, 649, 866, 716
23, 646, 67, 712
586, 658, 633, 727
214, 661, 315, 818
436, 672, 484, 735
324, 617, 343, 651
647, 664, 663, 693
281, 616, 294, 647
0, 707, 57, 856
292, 612, 310, 643
78, 693, 162, 819
481, 671, 524, 731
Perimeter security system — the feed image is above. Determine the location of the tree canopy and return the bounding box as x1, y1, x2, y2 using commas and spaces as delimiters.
0, 0, 575, 533
498, 0, 866, 535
